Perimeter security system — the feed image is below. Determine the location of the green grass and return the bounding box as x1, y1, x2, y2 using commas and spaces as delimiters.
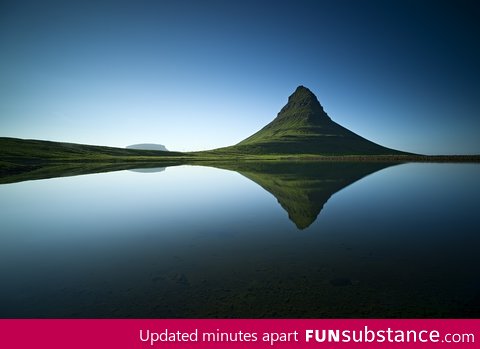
0, 137, 189, 162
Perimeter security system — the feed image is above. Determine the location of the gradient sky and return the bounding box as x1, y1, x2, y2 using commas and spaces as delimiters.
1, 0, 479, 154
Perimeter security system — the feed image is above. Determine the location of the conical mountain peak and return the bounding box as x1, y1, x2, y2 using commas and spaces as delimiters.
234, 85, 405, 155
276, 85, 330, 124
289, 85, 319, 103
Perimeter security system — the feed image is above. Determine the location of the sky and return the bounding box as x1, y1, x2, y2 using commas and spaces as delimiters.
0, 0, 479, 154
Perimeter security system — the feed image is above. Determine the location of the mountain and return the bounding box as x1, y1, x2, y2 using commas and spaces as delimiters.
127, 143, 168, 151
227, 86, 407, 155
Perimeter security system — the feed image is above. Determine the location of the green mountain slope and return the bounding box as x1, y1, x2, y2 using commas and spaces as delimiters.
0, 137, 185, 162
224, 86, 408, 155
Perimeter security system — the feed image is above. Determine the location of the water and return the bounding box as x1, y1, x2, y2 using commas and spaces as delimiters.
0, 163, 479, 318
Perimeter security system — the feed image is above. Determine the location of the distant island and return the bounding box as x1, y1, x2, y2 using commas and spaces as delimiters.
127, 144, 168, 151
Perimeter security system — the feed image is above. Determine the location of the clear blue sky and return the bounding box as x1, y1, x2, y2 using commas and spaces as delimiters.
1, 0, 479, 154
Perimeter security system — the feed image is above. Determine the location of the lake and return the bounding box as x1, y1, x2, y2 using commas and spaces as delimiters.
0, 162, 479, 318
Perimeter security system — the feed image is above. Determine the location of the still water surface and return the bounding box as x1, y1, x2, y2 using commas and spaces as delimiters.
0, 163, 479, 317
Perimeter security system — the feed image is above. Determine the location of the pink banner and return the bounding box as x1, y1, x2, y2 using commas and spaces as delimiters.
0, 319, 478, 349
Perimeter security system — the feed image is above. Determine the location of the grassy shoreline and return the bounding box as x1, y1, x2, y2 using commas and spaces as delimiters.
1, 136, 479, 184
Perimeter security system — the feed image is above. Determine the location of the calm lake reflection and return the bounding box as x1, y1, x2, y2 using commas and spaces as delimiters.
0, 162, 479, 318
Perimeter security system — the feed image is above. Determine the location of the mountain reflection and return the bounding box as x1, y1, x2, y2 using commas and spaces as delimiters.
212, 162, 396, 229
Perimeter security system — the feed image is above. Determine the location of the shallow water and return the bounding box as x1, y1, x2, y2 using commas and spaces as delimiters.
0, 163, 479, 317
